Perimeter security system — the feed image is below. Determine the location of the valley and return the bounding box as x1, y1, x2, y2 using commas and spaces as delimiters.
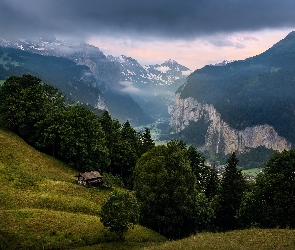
1, 31, 295, 249
2, 33, 295, 169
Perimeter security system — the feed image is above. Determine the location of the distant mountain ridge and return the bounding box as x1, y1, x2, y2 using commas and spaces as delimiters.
0, 38, 155, 125
0, 37, 190, 121
169, 31, 295, 156
107, 55, 191, 85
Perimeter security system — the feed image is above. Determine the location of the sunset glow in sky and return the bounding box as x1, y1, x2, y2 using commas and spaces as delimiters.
88, 28, 295, 70
1, 0, 295, 70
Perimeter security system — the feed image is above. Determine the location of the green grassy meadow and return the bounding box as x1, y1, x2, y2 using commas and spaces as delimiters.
0, 128, 165, 249
144, 229, 295, 250
242, 168, 263, 177
1, 127, 295, 249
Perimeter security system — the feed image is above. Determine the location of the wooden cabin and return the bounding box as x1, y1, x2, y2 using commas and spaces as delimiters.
77, 171, 103, 188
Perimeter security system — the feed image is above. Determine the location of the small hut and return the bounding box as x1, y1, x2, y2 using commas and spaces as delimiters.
77, 171, 103, 188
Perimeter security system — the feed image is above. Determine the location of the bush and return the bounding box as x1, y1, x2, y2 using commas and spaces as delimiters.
99, 190, 140, 240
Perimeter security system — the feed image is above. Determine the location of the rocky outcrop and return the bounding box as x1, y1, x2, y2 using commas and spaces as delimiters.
96, 94, 108, 111
169, 94, 291, 154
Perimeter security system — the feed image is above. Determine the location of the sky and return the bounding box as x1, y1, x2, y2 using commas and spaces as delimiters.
1, 0, 295, 70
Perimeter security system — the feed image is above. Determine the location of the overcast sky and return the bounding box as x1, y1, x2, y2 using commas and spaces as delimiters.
1, 0, 295, 70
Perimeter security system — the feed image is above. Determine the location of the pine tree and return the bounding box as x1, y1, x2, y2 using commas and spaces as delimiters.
205, 165, 220, 201
215, 152, 247, 230
139, 127, 155, 155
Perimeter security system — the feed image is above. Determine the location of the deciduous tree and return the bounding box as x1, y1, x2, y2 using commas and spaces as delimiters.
134, 140, 213, 239
99, 190, 140, 239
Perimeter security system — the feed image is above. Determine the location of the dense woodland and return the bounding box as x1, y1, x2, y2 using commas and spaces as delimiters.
0, 75, 295, 240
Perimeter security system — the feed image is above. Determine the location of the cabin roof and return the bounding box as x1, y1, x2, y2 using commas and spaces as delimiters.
79, 171, 102, 180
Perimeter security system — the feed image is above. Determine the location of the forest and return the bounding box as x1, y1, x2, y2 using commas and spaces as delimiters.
0, 75, 294, 240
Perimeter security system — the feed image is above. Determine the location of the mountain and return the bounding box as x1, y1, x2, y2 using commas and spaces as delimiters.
108, 55, 191, 118
0, 38, 153, 125
0, 46, 103, 106
107, 55, 191, 85
169, 31, 295, 162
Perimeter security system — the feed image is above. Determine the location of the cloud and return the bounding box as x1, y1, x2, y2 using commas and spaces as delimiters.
119, 81, 141, 94
208, 38, 246, 49
1, 0, 295, 40
243, 36, 259, 41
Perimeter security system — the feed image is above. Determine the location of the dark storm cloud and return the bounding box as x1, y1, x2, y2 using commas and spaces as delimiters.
1, 0, 295, 40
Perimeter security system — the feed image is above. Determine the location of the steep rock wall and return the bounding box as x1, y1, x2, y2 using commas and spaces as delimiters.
169, 94, 291, 154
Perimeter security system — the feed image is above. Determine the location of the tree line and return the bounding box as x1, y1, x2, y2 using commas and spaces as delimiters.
1, 75, 294, 240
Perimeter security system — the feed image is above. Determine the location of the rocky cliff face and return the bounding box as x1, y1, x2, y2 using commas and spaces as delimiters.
169, 94, 291, 154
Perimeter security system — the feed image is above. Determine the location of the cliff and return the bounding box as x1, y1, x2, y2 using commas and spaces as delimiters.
169, 94, 291, 154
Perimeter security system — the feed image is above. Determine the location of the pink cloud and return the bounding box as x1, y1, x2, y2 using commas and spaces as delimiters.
243, 36, 259, 41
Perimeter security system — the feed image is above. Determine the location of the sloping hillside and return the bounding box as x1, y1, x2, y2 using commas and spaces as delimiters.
169, 32, 295, 161
0, 128, 165, 249
144, 229, 295, 250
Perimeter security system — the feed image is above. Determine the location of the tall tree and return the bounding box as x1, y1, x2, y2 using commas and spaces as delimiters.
58, 105, 109, 171
139, 127, 155, 155
238, 150, 295, 229
99, 111, 121, 155
187, 146, 209, 191
120, 120, 140, 154
134, 140, 213, 239
0, 75, 65, 144
205, 165, 220, 201
110, 120, 141, 188
215, 152, 247, 231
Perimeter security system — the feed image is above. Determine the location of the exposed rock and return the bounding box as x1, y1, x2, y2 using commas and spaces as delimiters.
169, 94, 291, 154
96, 94, 108, 111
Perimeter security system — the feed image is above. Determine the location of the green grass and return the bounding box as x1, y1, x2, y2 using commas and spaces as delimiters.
1, 128, 295, 250
144, 229, 295, 250
0, 128, 166, 249
242, 168, 263, 177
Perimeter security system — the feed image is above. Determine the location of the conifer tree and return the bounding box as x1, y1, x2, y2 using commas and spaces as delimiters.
139, 127, 155, 155
215, 152, 247, 230
205, 165, 220, 201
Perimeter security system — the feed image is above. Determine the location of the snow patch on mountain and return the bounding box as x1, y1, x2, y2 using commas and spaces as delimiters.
108, 57, 191, 86
155, 65, 170, 73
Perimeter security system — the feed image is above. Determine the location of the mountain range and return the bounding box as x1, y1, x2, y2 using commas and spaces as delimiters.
2, 32, 295, 168
0, 38, 190, 125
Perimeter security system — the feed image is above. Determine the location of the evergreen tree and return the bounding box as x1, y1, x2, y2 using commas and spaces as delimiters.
110, 120, 141, 188
139, 127, 155, 154
187, 145, 209, 192
99, 111, 121, 154
99, 111, 121, 173
215, 152, 247, 231
205, 165, 220, 201
238, 150, 295, 228
120, 120, 140, 154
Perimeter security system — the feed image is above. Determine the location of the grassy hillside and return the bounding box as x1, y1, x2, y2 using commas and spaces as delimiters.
0, 128, 165, 249
144, 229, 295, 250
1, 127, 295, 250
